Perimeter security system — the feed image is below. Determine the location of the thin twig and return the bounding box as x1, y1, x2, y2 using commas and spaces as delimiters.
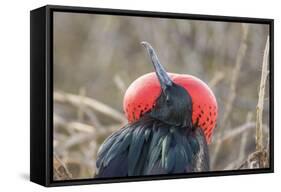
238, 113, 252, 160
113, 74, 127, 94
54, 113, 120, 154
77, 87, 86, 122
213, 122, 268, 146
54, 91, 126, 123
209, 71, 225, 89
213, 122, 255, 144
68, 122, 95, 133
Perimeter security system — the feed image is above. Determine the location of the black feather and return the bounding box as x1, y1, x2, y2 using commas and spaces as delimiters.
192, 127, 210, 171
96, 151, 128, 178
128, 126, 146, 176
95, 116, 209, 178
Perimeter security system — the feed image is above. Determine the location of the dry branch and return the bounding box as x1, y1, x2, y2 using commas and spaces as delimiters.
55, 132, 96, 155
209, 71, 225, 89
236, 36, 270, 170
53, 155, 72, 180
67, 122, 95, 133
54, 123, 117, 154
213, 122, 255, 144
256, 36, 269, 152
114, 74, 127, 94
54, 91, 126, 123
211, 24, 249, 167
220, 24, 249, 129
237, 150, 268, 169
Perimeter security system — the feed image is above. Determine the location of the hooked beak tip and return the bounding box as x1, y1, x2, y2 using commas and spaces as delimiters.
140, 41, 148, 46
141, 41, 152, 53
141, 41, 173, 89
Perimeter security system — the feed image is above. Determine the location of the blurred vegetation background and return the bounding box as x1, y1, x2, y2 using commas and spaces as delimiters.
53, 12, 270, 180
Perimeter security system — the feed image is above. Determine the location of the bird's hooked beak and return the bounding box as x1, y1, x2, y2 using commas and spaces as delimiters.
141, 41, 173, 92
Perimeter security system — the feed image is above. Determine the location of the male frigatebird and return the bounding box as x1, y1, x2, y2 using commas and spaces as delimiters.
95, 42, 218, 177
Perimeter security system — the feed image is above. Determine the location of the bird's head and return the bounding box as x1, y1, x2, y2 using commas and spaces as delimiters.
140, 42, 192, 128
123, 42, 218, 143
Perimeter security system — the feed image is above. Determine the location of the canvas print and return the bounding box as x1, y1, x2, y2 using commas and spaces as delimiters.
53, 11, 271, 181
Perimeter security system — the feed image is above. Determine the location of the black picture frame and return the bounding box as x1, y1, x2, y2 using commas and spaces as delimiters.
30, 5, 274, 187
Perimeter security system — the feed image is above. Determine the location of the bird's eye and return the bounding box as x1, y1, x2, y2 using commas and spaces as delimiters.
166, 96, 171, 105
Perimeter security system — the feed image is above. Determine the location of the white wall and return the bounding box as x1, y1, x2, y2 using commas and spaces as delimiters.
0, 0, 279, 191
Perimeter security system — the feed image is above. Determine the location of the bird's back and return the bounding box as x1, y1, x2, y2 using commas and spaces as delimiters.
95, 116, 209, 178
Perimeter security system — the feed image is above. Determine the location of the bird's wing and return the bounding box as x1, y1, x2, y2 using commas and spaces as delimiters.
95, 118, 153, 178
95, 126, 130, 178
143, 123, 202, 174
192, 127, 210, 172
95, 117, 209, 178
